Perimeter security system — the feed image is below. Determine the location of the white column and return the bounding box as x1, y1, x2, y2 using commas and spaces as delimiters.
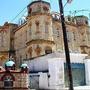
48, 58, 65, 89
85, 59, 90, 85
39, 72, 48, 89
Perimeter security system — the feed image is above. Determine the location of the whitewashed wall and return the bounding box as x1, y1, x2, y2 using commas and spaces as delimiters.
48, 58, 65, 89
85, 59, 90, 85
26, 52, 88, 89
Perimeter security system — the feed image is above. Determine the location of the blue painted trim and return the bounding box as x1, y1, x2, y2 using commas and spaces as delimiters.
64, 63, 85, 69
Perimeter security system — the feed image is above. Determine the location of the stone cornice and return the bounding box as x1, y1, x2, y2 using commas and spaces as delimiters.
14, 22, 27, 33
80, 45, 90, 48
27, 12, 51, 20
0, 51, 9, 53
27, 0, 50, 7
26, 39, 55, 46
52, 18, 90, 28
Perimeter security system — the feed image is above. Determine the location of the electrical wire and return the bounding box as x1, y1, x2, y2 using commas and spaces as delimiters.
10, 6, 27, 22
10, 1, 90, 24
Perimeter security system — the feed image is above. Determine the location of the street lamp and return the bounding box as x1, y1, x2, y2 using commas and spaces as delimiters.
58, 0, 74, 90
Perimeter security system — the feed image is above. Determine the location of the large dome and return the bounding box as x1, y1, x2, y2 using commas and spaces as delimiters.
5, 61, 15, 67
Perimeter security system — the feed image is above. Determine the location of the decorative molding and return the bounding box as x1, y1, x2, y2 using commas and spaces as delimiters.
26, 39, 55, 46
35, 45, 41, 56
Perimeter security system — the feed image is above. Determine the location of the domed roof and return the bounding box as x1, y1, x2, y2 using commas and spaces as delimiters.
5, 61, 15, 67
21, 63, 28, 68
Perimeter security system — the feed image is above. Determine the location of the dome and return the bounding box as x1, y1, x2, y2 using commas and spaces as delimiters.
21, 64, 28, 68
5, 61, 15, 67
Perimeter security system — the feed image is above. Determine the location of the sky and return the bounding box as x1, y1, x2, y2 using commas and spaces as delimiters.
0, 0, 90, 25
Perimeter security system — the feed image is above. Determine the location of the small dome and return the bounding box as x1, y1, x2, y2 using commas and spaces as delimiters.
5, 61, 15, 67
21, 64, 28, 68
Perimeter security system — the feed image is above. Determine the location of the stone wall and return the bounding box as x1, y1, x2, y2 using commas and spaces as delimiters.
0, 72, 29, 89
12, 73, 29, 88
0, 73, 4, 88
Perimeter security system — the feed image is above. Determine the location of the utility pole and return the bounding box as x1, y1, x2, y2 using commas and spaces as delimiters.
58, 0, 74, 90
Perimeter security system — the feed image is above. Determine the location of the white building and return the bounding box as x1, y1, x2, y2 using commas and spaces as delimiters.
24, 52, 90, 89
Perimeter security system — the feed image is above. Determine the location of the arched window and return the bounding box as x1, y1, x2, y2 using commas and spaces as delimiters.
43, 6, 49, 12
28, 47, 32, 58
20, 55, 22, 65
35, 45, 41, 56
67, 30, 73, 42
28, 8, 32, 14
45, 46, 52, 54
45, 22, 49, 34
73, 32, 76, 41
57, 28, 60, 37
37, 5, 41, 12
35, 21, 40, 33
25, 30, 27, 41
28, 22, 32, 36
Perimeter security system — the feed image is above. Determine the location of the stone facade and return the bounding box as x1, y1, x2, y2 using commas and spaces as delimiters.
0, 22, 17, 65
0, 71, 29, 89
0, 0, 90, 66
